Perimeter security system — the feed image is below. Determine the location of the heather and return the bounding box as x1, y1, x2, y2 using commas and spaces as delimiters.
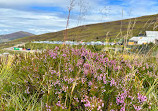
0, 46, 157, 110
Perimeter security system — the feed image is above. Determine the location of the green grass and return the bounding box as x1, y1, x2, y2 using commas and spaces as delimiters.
24, 42, 158, 56
24, 42, 107, 52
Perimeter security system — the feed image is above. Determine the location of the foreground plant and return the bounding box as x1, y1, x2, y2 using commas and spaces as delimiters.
0, 46, 157, 110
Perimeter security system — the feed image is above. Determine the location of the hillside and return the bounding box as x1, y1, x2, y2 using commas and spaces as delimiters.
0, 31, 35, 43
15, 14, 158, 42
1, 14, 158, 48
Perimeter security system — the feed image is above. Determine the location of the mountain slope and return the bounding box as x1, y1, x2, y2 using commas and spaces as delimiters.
14, 14, 158, 42
0, 31, 35, 43
1, 14, 158, 49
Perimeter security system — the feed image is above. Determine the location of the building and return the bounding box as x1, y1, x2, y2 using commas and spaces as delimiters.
129, 31, 158, 45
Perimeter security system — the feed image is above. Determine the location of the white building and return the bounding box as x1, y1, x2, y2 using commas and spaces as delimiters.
146, 31, 158, 37
129, 31, 158, 44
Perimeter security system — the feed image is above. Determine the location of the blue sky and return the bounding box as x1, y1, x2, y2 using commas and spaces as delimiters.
0, 0, 158, 35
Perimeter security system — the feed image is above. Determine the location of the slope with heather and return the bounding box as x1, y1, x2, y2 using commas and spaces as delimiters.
0, 46, 157, 110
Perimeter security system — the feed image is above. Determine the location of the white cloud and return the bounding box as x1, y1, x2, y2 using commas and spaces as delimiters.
0, 0, 68, 7
120, 0, 158, 16
0, 0, 158, 35
0, 8, 68, 35
28, 28, 57, 34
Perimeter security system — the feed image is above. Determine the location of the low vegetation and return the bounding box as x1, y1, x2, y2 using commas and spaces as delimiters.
24, 43, 106, 52
0, 45, 157, 110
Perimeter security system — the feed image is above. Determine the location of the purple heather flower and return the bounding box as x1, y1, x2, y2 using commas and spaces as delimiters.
56, 101, 62, 107
128, 95, 134, 100
102, 103, 104, 107
133, 105, 142, 111
84, 101, 91, 107
74, 97, 79, 102
26, 87, 30, 94
49, 51, 57, 59
68, 78, 74, 84
120, 107, 125, 111
88, 81, 93, 86
68, 68, 73, 72
46, 104, 51, 111
62, 106, 67, 109
81, 78, 85, 84
84, 69, 89, 75
137, 93, 147, 103
116, 97, 120, 105
97, 76, 102, 81
97, 106, 101, 110
64, 76, 68, 82
128, 64, 132, 69
110, 60, 116, 65
51, 70, 56, 74
62, 54, 67, 57
103, 76, 107, 84
77, 59, 83, 66
84, 63, 90, 69
55, 46, 59, 50
110, 78, 116, 86
120, 104, 126, 111
116, 90, 128, 105
146, 63, 149, 69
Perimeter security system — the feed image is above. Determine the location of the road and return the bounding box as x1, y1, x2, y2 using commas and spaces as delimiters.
3, 43, 41, 53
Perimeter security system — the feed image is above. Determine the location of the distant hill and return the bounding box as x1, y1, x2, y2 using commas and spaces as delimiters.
13, 14, 158, 42
0, 31, 35, 43
1, 14, 158, 48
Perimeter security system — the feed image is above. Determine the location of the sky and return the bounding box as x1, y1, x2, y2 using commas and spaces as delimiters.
0, 0, 158, 35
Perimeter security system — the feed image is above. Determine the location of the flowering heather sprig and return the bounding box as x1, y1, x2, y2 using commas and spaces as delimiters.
120, 103, 126, 111
116, 90, 128, 105
68, 67, 73, 72
74, 97, 79, 102
25, 87, 30, 94
81, 78, 86, 84
103, 74, 107, 84
77, 59, 84, 66
10, 46, 157, 110
46, 104, 51, 111
88, 81, 93, 86
56, 101, 65, 109
55, 46, 59, 50
133, 105, 142, 111
50, 70, 56, 74
49, 51, 57, 59
146, 63, 149, 69
84, 101, 91, 107
110, 78, 117, 86
137, 93, 147, 103
97, 74, 103, 81
62, 54, 67, 57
